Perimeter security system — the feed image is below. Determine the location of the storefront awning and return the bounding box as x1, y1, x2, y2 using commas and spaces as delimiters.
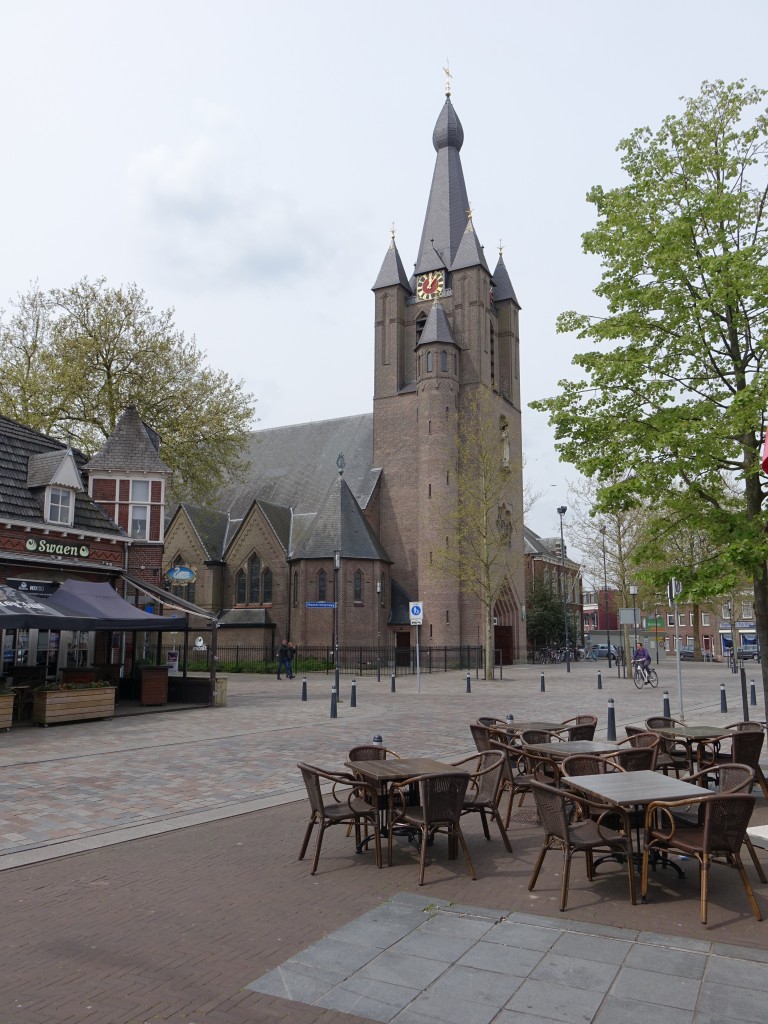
48, 580, 187, 631
0, 584, 95, 630
122, 574, 216, 622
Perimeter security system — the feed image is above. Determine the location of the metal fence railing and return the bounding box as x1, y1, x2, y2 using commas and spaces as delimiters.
159, 642, 486, 676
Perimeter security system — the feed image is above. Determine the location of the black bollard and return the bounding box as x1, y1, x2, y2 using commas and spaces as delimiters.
540, 672, 545, 692
466, 672, 471, 693
606, 698, 616, 741
301, 677, 307, 702
662, 690, 670, 719
597, 670, 602, 690
330, 685, 338, 719
720, 683, 727, 713
390, 673, 396, 693
751, 679, 757, 706
350, 681, 357, 707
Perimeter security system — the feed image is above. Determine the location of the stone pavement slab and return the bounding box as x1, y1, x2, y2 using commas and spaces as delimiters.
247, 892, 768, 1024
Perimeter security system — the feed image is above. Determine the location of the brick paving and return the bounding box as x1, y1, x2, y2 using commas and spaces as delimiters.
0, 661, 766, 1022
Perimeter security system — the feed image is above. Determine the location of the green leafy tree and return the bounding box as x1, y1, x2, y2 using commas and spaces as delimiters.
531, 80, 768, 702
0, 278, 256, 501
526, 576, 566, 649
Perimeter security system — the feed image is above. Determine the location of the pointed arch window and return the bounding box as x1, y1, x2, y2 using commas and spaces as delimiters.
249, 555, 261, 603
441, 350, 447, 372
292, 570, 299, 607
354, 570, 363, 604
235, 570, 246, 605
426, 351, 433, 373
262, 568, 273, 603
318, 569, 327, 602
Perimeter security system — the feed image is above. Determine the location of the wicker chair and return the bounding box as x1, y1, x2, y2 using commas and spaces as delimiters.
528, 780, 636, 910
470, 722, 495, 753
641, 792, 762, 924
696, 728, 768, 798
669, 763, 767, 883
626, 726, 677, 775
297, 763, 381, 874
488, 734, 537, 821
645, 717, 689, 776
476, 716, 507, 729
520, 729, 559, 745
557, 715, 598, 741
603, 738, 659, 773
560, 754, 625, 830
452, 750, 513, 853
347, 744, 401, 762
387, 772, 476, 885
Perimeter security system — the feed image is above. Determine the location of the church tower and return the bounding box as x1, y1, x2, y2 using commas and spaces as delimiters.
372, 82, 526, 661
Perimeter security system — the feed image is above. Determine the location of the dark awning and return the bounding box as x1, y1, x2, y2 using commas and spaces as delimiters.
0, 584, 95, 630
48, 580, 187, 631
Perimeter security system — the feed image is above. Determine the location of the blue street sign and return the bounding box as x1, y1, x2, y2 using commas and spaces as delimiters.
306, 601, 337, 608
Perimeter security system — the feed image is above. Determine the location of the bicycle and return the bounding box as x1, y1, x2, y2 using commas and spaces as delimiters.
632, 660, 658, 688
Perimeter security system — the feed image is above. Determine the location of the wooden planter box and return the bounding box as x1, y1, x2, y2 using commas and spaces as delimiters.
33, 686, 116, 726
140, 666, 169, 706
60, 668, 101, 687
0, 693, 13, 731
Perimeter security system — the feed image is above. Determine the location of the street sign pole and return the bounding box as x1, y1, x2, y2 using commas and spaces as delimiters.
409, 601, 423, 694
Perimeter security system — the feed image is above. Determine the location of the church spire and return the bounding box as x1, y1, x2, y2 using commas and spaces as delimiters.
414, 95, 471, 275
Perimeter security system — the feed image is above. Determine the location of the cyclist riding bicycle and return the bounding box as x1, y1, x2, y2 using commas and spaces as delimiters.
632, 641, 652, 682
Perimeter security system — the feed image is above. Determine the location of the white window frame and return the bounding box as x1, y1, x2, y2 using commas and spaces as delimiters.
701, 612, 710, 626
130, 480, 150, 540
47, 486, 74, 526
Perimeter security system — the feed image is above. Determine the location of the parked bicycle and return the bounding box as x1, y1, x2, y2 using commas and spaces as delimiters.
632, 659, 658, 688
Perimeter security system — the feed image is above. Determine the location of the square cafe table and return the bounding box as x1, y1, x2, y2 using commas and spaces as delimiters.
523, 740, 619, 759
562, 769, 706, 885
345, 757, 467, 852
652, 725, 730, 772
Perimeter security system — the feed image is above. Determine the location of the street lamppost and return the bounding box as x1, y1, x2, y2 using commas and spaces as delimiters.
557, 506, 570, 673
334, 550, 341, 694
600, 525, 612, 668
375, 578, 381, 682
630, 585, 638, 656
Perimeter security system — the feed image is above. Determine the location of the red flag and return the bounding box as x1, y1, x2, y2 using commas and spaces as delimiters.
763, 427, 768, 473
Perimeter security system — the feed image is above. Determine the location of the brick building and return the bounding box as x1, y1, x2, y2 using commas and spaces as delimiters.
163, 86, 527, 663
523, 526, 583, 647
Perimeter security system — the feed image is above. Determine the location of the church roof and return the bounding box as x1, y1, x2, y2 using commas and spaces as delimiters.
291, 473, 389, 561
414, 98, 472, 274
492, 253, 521, 307
175, 503, 231, 560
415, 301, 458, 348
220, 414, 378, 520
85, 405, 171, 475
451, 217, 490, 273
372, 238, 412, 291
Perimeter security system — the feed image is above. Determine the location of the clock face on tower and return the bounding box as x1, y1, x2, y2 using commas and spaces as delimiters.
416, 270, 445, 300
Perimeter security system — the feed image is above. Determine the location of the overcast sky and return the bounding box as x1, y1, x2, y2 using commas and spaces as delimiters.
2, 1, 767, 544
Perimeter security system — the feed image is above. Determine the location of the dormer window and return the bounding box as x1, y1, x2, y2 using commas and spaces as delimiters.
47, 486, 74, 526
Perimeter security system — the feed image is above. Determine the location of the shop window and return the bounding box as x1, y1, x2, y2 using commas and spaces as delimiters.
249, 555, 261, 603
235, 570, 246, 604
47, 486, 73, 526
354, 570, 363, 604
262, 568, 273, 603
318, 570, 327, 602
